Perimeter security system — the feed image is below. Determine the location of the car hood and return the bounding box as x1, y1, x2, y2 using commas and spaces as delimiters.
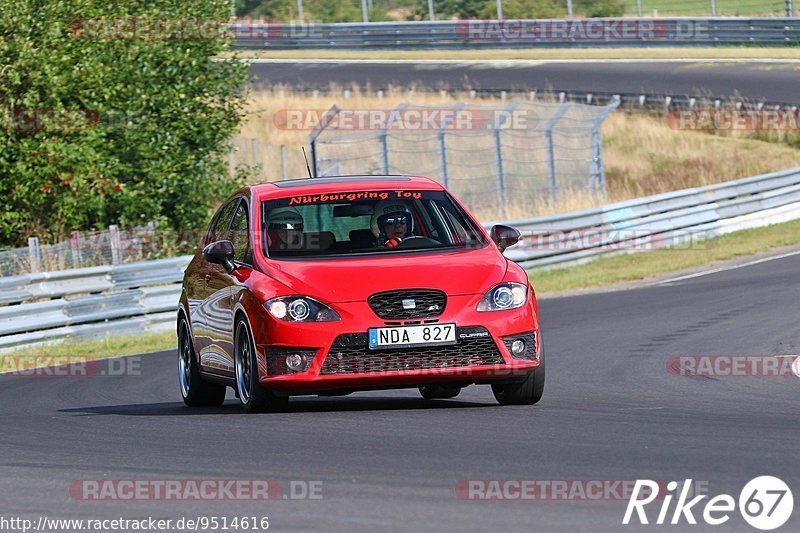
265, 246, 507, 303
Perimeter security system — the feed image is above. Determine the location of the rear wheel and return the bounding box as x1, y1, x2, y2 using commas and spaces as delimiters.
492, 347, 545, 406
235, 318, 289, 413
178, 317, 226, 407
418, 384, 461, 400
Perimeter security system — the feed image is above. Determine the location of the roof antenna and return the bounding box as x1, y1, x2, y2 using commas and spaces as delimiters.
302, 146, 313, 179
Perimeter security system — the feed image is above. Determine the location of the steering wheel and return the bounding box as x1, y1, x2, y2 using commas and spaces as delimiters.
396, 236, 440, 248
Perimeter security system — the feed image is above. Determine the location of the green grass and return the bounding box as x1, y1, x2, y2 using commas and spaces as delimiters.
529, 218, 800, 294
227, 47, 800, 61
3, 330, 176, 368
623, 0, 787, 17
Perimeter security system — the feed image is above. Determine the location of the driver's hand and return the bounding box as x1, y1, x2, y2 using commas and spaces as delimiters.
385, 237, 403, 248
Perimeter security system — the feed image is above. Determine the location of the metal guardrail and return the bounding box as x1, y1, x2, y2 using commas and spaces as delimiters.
232, 18, 800, 49
0, 257, 191, 350
496, 166, 800, 268
2, 166, 799, 350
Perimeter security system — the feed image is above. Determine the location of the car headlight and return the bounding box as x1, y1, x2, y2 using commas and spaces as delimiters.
477, 282, 528, 312
265, 296, 340, 322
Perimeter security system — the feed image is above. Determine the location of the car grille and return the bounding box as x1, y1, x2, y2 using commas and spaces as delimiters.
320, 327, 505, 375
367, 289, 446, 319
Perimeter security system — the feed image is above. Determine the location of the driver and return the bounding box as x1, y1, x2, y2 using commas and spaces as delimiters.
370, 200, 413, 248
267, 206, 304, 251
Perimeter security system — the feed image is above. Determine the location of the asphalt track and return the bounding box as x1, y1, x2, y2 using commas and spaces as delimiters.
248, 59, 800, 104
2, 252, 798, 532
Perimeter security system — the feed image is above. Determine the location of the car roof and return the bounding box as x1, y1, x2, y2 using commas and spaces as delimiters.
252, 175, 443, 200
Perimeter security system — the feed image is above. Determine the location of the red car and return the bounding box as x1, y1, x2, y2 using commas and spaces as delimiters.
178, 175, 544, 412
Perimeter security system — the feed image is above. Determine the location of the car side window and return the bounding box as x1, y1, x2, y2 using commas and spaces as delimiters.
229, 201, 251, 264
207, 200, 238, 244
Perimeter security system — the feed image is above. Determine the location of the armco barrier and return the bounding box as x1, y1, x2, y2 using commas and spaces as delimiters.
496, 166, 800, 268
1, 166, 799, 350
232, 18, 800, 49
0, 257, 191, 351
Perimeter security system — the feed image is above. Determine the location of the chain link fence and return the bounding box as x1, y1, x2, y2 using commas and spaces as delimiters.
308, 99, 618, 220
0, 224, 200, 277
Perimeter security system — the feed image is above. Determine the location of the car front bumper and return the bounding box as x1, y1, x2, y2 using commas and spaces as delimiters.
252, 294, 541, 393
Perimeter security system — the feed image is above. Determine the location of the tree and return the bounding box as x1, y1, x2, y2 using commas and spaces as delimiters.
0, 0, 249, 246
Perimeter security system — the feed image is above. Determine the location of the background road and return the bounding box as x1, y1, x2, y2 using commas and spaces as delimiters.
2, 252, 798, 532
248, 60, 800, 104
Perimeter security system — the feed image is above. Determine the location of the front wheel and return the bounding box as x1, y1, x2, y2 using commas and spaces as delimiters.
492, 347, 545, 406
178, 317, 226, 407
235, 318, 289, 413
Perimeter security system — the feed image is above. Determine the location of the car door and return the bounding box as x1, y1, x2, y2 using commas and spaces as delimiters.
194, 198, 238, 373
203, 198, 253, 374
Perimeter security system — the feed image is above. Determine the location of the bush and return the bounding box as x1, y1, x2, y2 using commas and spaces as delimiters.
480, 0, 566, 19
576, 0, 625, 17
0, 0, 249, 246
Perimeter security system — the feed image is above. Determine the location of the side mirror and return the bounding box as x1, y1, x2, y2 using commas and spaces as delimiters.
490, 225, 521, 252
203, 240, 236, 273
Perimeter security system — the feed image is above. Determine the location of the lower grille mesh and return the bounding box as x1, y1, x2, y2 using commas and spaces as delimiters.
321, 329, 505, 375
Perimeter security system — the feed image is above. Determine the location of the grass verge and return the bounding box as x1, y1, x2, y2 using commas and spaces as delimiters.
2, 330, 176, 369
228, 47, 800, 61
529, 218, 800, 294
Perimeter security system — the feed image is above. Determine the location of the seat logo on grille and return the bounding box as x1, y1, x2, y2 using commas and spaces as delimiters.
428, 305, 440, 311
402, 299, 416, 310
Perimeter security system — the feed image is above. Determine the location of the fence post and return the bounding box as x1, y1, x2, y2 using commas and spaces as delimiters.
28, 237, 41, 273
438, 132, 449, 188
297, 0, 304, 22
492, 101, 520, 217
378, 104, 407, 175
361, 0, 368, 22
308, 105, 341, 178
544, 105, 572, 203
637, 0, 642, 17
589, 97, 621, 196
496, 0, 503, 19
711, 0, 717, 16
567, 0, 573, 18
70, 230, 83, 268
379, 134, 390, 174
427, 0, 435, 20
788, 0, 794, 16
108, 225, 122, 265
493, 129, 506, 217
281, 144, 288, 180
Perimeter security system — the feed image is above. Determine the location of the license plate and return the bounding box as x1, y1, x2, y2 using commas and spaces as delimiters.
368, 323, 457, 350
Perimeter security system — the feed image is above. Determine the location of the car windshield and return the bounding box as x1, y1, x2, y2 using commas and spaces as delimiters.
262, 189, 487, 258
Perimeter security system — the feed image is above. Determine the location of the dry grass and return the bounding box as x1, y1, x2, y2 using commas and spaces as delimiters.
236, 87, 800, 218
602, 112, 800, 201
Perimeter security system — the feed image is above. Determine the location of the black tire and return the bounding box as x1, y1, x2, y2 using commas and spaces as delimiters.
492, 347, 545, 406
178, 317, 226, 407
235, 318, 289, 413
418, 384, 462, 400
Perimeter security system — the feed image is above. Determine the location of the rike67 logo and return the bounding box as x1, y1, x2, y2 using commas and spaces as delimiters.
623, 476, 793, 530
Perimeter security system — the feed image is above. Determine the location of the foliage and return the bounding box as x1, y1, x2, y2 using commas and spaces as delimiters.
0, 0, 249, 246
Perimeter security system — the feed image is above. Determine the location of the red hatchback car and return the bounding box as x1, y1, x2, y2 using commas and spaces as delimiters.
178, 175, 544, 412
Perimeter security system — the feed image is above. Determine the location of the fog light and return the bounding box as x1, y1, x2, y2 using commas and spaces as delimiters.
285, 353, 308, 372
511, 339, 526, 355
